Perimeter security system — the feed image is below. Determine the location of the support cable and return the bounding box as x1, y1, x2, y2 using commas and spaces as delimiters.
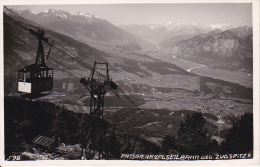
4, 6, 106, 78
4, 10, 165, 137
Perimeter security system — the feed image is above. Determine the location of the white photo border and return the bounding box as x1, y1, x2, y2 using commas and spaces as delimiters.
0, 0, 259, 166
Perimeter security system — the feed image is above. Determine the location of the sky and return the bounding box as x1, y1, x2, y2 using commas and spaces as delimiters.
10, 3, 252, 26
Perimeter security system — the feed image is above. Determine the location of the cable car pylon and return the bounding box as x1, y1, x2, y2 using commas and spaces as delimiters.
80, 61, 119, 159
80, 61, 119, 118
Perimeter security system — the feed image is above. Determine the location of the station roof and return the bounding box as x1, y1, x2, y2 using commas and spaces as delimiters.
32, 135, 55, 147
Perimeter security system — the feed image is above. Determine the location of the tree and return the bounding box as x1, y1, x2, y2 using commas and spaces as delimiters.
221, 112, 253, 154
107, 130, 121, 159
162, 134, 176, 154
176, 112, 215, 155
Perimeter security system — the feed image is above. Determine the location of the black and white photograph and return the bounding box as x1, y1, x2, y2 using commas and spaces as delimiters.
1, 0, 259, 165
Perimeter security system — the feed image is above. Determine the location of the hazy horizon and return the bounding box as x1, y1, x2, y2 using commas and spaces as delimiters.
9, 3, 252, 26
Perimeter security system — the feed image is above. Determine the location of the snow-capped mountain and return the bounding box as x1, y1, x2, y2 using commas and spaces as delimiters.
7, 8, 101, 23
6, 8, 138, 44
156, 21, 237, 32
118, 21, 241, 42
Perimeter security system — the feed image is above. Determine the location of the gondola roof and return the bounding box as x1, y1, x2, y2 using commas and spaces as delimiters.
18, 64, 53, 73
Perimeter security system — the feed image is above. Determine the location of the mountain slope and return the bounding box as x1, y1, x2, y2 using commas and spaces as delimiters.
4, 14, 113, 95
160, 29, 223, 49
8, 9, 139, 44
228, 26, 253, 38
160, 34, 199, 48
167, 29, 253, 72
3, 14, 190, 96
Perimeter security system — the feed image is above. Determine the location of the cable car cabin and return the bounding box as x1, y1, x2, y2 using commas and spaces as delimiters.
18, 64, 53, 97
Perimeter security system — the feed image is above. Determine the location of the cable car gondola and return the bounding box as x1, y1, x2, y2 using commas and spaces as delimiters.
18, 28, 54, 99
18, 64, 53, 95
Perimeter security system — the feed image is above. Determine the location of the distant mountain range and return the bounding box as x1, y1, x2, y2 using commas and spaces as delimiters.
118, 22, 237, 42
7, 8, 138, 45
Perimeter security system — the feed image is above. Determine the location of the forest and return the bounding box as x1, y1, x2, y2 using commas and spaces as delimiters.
4, 97, 253, 160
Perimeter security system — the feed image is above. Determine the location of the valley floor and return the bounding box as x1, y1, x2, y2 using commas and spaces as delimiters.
142, 50, 253, 88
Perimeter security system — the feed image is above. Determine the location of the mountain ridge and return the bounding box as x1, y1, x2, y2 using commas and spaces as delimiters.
117, 22, 244, 42
6, 8, 139, 45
